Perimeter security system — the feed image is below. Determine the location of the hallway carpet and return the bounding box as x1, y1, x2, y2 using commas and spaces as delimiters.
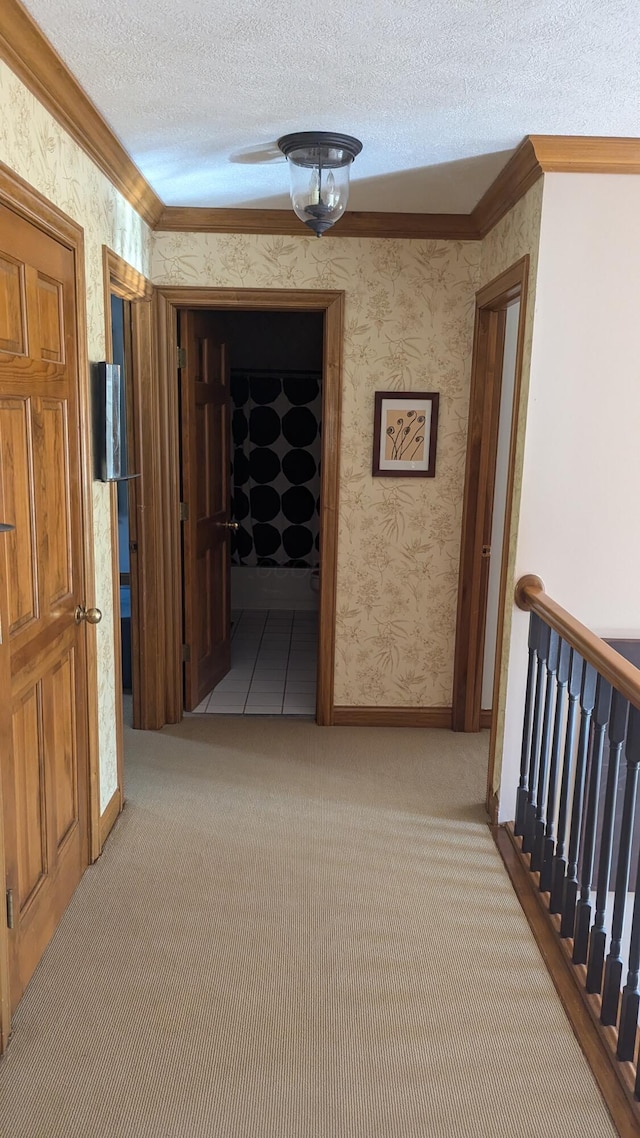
0, 718, 615, 1137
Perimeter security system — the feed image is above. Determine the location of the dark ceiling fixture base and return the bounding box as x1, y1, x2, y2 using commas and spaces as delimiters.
277, 131, 363, 237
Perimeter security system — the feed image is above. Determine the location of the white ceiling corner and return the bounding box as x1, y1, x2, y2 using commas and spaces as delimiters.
18, 0, 640, 212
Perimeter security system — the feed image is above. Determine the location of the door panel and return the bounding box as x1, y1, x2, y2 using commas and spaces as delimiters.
47, 649, 78, 849
0, 255, 26, 354
0, 397, 37, 632
13, 686, 46, 906
0, 201, 89, 1011
38, 398, 72, 605
180, 311, 231, 710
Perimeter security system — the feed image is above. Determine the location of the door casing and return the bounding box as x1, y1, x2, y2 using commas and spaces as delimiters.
452, 258, 529, 808
0, 161, 98, 1051
155, 287, 344, 725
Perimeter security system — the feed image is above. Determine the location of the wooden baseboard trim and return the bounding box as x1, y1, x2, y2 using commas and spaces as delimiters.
332, 706, 452, 728
480, 709, 493, 729
487, 790, 499, 825
98, 787, 122, 850
493, 824, 640, 1138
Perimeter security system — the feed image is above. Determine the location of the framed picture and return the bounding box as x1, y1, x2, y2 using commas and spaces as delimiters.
372, 391, 439, 477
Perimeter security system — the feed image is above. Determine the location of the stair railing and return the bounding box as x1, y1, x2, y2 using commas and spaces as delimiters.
512, 574, 640, 1099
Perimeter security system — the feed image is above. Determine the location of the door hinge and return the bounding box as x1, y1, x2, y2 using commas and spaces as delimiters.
177, 346, 187, 369
481, 545, 491, 559
179, 501, 189, 522
182, 644, 191, 662
6, 888, 14, 930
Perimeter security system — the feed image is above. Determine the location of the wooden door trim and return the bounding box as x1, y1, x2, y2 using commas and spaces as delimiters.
452, 257, 529, 750
154, 286, 344, 726
0, 161, 97, 1047
0, 530, 11, 1052
101, 249, 153, 845
103, 249, 165, 735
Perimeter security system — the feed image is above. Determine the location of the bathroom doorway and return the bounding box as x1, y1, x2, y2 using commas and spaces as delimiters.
168, 290, 344, 724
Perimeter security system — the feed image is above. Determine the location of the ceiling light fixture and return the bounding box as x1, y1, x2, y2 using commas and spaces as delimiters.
277, 132, 363, 237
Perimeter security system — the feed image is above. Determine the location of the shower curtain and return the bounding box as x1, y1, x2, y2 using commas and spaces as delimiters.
230, 369, 322, 568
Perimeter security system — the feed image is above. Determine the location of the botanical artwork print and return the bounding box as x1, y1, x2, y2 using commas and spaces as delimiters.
152, 230, 482, 707
385, 409, 426, 462
0, 61, 152, 810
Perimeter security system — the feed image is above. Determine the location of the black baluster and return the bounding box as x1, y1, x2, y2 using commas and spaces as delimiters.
549, 650, 584, 914
601, 705, 640, 1026
561, 662, 597, 938
573, 676, 612, 964
540, 639, 571, 895
523, 620, 549, 855
531, 629, 560, 872
586, 690, 628, 994
617, 714, 640, 1057
515, 614, 541, 837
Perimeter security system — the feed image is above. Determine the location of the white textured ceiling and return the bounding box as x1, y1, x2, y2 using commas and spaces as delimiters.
19, 0, 640, 212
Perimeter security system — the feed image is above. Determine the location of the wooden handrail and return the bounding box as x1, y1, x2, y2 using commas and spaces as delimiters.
515, 574, 640, 712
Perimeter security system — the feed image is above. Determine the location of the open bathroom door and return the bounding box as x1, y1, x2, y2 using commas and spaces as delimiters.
179, 310, 232, 711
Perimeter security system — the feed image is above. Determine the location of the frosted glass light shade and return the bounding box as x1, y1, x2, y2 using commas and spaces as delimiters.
277, 132, 362, 237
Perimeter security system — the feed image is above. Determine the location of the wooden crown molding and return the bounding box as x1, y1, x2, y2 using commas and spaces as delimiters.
155, 206, 479, 240
2, 4, 640, 241
530, 134, 640, 174
471, 137, 542, 237
0, 0, 163, 228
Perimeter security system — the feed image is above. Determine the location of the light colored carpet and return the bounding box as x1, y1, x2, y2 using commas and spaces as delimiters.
0, 718, 615, 1138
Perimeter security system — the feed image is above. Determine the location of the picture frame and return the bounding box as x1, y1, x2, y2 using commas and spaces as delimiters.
372, 391, 439, 478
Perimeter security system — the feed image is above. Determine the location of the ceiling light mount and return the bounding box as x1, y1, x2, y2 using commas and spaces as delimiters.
277, 131, 363, 237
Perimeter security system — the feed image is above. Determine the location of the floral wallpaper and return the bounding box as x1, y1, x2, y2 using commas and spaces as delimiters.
0, 51, 543, 789
153, 232, 481, 707
0, 61, 152, 811
479, 179, 544, 794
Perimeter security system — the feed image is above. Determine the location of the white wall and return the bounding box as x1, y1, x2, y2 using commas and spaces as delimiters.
499, 173, 640, 820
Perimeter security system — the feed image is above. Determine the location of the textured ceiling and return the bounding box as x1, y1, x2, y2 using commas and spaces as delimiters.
20, 0, 640, 212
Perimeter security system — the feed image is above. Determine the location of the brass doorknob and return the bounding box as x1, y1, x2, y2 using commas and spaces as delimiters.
218, 521, 239, 530
75, 605, 103, 625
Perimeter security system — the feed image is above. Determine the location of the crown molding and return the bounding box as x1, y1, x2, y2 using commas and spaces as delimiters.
471, 137, 542, 237
155, 206, 479, 240
2, 5, 640, 243
529, 134, 640, 174
0, 0, 163, 228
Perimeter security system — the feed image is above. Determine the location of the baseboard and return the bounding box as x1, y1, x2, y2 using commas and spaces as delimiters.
480, 709, 493, 729
493, 824, 640, 1138
487, 790, 499, 825
332, 706, 452, 728
98, 787, 122, 851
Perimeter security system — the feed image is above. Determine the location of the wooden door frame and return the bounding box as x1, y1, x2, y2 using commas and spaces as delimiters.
101, 249, 154, 846
452, 257, 529, 747
0, 162, 98, 1050
154, 287, 345, 726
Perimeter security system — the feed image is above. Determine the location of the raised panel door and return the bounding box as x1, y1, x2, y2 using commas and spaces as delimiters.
0, 201, 89, 1011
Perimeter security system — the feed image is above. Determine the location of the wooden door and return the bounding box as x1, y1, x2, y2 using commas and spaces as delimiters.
452, 306, 506, 732
452, 258, 528, 738
180, 311, 231, 710
0, 202, 90, 1010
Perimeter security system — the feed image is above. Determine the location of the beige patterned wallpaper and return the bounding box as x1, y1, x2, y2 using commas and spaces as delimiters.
0, 61, 152, 811
1, 49, 543, 804
153, 232, 481, 706
478, 178, 544, 794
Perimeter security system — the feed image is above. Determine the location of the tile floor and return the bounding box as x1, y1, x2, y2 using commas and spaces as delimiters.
193, 609, 317, 716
